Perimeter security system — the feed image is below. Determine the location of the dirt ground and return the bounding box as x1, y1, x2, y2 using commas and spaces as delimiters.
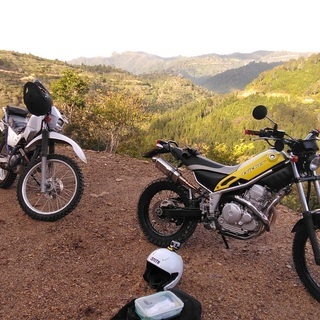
0, 146, 320, 320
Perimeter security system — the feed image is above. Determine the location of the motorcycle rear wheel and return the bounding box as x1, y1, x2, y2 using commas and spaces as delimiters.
292, 225, 320, 302
17, 154, 84, 221
0, 167, 17, 189
137, 178, 198, 247
0, 142, 17, 188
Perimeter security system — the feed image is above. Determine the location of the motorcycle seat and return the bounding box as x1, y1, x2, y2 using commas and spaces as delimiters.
6, 106, 29, 118
171, 147, 239, 175
8, 114, 28, 133
186, 155, 239, 175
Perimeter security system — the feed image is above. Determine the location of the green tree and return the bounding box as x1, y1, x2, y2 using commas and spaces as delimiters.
70, 90, 147, 152
94, 91, 147, 152
51, 69, 89, 123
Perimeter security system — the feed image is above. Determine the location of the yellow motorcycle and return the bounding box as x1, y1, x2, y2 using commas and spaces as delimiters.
137, 105, 320, 302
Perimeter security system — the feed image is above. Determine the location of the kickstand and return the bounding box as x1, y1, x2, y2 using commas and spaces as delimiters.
221, 235, 230, 249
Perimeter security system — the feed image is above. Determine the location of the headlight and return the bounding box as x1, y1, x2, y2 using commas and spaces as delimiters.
309, 154, 320, 171
57, 118, 64, 128
48, 116, 65, 132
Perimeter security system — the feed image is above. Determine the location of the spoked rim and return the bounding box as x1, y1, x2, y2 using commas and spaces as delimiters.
0, 168, 6, 181
21, 158, 78, 215
147, 189, 186, 236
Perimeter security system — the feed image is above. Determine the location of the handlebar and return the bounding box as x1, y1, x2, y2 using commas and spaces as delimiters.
245, 127, 284, 139
246, 127, 319, 141
244, 129, 261, 136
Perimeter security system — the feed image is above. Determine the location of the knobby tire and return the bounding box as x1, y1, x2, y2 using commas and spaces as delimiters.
293, 225, 320, 302
137, 178, 198, 247
17, 154, 84, 221
0, 141, 17, 188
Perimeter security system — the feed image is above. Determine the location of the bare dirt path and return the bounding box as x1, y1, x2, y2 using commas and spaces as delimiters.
0, 147, 319, 319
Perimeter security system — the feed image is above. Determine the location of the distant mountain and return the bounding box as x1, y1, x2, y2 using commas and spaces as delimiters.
69, 51, 313, 93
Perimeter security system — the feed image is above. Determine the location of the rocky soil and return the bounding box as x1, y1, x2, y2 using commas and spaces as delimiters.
0, 147, 320, 319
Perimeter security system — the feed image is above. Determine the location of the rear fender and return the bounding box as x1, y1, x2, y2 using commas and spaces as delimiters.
25, 131, 87, 163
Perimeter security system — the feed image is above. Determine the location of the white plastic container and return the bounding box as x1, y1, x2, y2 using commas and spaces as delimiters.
135, 291, 184, 319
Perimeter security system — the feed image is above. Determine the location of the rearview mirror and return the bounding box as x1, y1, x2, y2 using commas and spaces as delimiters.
252, 105, 267, 120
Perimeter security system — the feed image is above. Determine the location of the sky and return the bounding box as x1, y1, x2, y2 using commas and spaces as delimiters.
1, 0, 320, 61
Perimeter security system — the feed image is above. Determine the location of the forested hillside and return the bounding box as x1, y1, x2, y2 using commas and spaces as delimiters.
0, 50, 210, 111
0, 50, 212, 153
195, 61, 283, 93
1, 50, 320, 163
142, 53, 320, 163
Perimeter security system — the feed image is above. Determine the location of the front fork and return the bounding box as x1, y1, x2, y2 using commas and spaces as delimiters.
301, 210, 320, 265
40, 129, 49, 193
294, 168, 320, 265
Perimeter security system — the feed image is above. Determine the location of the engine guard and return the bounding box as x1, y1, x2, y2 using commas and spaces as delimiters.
25, 131, 87, 163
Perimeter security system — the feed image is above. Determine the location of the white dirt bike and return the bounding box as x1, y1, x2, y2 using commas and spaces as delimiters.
0, 80, 87, 221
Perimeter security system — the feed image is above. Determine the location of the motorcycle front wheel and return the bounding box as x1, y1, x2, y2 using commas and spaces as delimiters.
292, 225, 320, 302
17, 154, 84, 221
137, 178, 198, 247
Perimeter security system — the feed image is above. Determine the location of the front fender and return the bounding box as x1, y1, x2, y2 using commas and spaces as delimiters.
292, 210, 320, 233
25, 131, 87, 163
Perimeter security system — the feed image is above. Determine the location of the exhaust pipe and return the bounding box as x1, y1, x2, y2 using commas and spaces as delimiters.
152, 157, 197, 190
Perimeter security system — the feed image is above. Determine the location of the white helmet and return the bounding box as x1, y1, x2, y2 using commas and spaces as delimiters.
143, 247, 183, 291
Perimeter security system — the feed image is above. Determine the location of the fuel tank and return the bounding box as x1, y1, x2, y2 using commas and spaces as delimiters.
214, 149, 288, 191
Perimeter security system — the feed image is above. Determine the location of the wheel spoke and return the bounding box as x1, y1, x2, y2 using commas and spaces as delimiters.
149, 189, 184, 236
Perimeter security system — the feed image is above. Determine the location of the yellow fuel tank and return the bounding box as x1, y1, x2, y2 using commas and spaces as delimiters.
214, 149, 287, 191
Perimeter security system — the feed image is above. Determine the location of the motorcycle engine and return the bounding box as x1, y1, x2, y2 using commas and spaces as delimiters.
9, 153, 24, 173
218, 185, 270, 236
